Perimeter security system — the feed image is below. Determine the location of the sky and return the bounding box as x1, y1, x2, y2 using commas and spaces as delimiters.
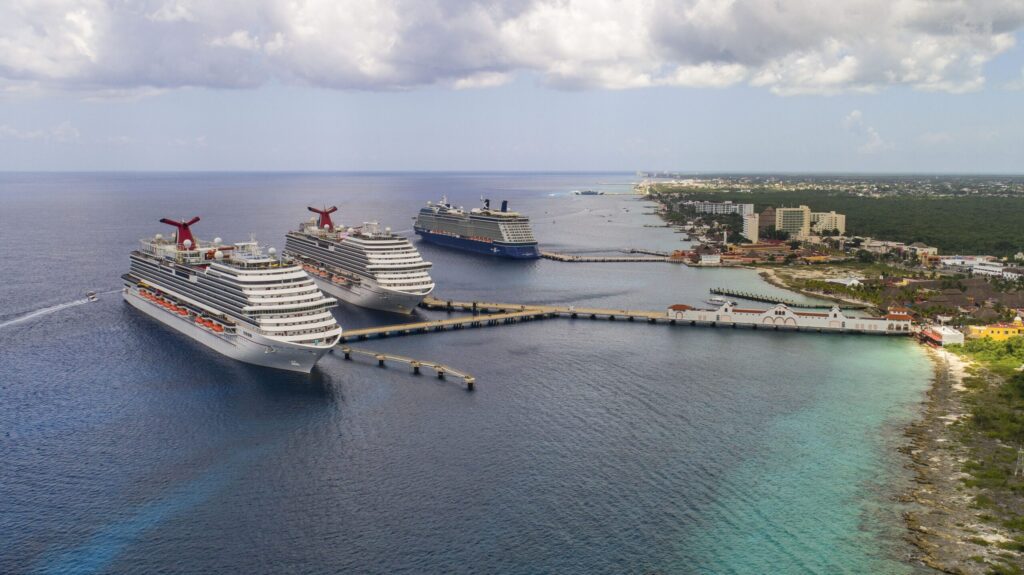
1, 0, 1023, 173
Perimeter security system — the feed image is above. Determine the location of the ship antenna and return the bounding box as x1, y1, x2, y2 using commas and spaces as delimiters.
159, 216, 200, 248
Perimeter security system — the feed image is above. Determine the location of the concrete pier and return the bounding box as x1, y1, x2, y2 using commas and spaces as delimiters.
334, 295, 912, 344
709, 287, 868, 310
540, 251, 668, 263
339, 346, 475, 390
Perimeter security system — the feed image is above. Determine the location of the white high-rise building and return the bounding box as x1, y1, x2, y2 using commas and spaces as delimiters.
690, 201, 754, 216
742, 213, 759, 243
810, 211, 846, 234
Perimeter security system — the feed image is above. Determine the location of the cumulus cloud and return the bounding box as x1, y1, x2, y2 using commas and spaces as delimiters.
0, 121, 80, 142
843, 110, 892, 154
0, 0, 1021, 96
169, 135, 207, 148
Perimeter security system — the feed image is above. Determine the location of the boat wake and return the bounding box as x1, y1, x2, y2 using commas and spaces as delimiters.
0, 289, 118, 330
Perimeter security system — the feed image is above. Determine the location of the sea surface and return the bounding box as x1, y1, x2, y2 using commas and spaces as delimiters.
1, 172, 936, 574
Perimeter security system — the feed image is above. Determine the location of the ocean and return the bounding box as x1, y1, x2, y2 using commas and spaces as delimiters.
0, 172, 935, 574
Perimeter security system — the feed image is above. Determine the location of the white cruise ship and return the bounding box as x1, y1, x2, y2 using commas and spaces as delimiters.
122, 217, 343, 373
284, 207, 434, 314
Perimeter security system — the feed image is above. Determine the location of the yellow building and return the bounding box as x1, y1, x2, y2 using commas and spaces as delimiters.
967, 317, 1024, 340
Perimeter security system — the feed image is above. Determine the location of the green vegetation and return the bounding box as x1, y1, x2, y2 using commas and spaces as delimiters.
946, 338, 1024, 560
655, 187, 1024, 257
955, 337, 1024, 378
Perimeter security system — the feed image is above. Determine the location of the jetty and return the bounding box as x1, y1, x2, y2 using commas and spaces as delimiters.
625, 248, 671, 257
709, 287, 868, 310
540, 250, 668, 263
337, 345, 475, 390
334, 295, 910, 345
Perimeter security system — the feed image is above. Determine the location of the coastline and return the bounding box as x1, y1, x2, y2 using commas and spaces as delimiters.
903, 346, 1020, 573
646, 191, 1021, 572
755, 266, 878, 309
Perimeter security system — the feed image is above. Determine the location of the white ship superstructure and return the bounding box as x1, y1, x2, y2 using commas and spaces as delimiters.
413, 197, 540, 259
122, 216, 342, 373
284, 206, 434, 314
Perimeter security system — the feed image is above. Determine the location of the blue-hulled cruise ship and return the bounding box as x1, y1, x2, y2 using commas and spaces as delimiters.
413, 197, 540, 259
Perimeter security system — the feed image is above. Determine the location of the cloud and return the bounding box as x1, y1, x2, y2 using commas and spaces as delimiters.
0, 121, 80, 142
452, 71, 512, 90
169, 135, 207, 148
918, 131, 954, 145
0, 0, 1021, 96
843, 110, 892, 154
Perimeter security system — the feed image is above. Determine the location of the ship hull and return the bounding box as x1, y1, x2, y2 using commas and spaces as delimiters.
414, 229, 540, 259
123, 288, 331, 373
309, 275, 428, 314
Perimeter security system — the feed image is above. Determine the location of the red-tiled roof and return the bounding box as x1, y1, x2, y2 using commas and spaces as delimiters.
668, 304, 693, 311
795, 312, 829, 317
886, 314, 913, 320
732, 308, 766, 314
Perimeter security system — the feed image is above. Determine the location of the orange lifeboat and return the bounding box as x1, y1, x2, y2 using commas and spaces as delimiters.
212, 324, 224, 333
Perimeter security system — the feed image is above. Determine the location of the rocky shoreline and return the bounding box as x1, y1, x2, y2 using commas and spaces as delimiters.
902, 347, 1020, 573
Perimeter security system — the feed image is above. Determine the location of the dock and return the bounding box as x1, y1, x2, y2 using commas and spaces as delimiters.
337, 346, 475, 390
709, 287, 868, 310
334, 294, 910, 344
625, 248, 671, 257
540, 250, 669, 263
338, 298, 663, 344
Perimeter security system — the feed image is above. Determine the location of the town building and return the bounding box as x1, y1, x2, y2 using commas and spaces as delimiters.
921, 326, 965, 347
940, 255, 993, 267
906, 242, 938, 258
1003, 268, 1024, 281
758, 206, 776, 232
810, 211, 846, 234
689, 201, 754, 216
861, 238, 906, 254
972, 261, 1005, 277
826, 277, 863, 288
967, 317, 1024, 340
697, 246, 721, 265
742, 213, 759, 243
775, 205, 811, 238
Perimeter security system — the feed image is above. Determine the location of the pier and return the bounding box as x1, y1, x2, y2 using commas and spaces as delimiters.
624, 248, 672, 257
334, 295, 909, 346
540, 250, 669, 263
337, 346, 475, 390
709, 287, 868, 310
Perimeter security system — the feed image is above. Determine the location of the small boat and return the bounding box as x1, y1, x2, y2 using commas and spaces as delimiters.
87, 291, 98, 302
705, 296, 733, 306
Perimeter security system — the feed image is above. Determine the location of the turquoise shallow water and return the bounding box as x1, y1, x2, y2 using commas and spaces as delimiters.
0, 172, 936, 573
682, 340, 934, 573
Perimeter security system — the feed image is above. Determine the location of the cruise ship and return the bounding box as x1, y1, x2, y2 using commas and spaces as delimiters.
284, 207, 435, 314
413, 197, 539, 259
122, 217, 343, 373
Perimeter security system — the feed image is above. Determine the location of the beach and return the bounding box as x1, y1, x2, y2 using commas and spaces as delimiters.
904, 346, 1021, 573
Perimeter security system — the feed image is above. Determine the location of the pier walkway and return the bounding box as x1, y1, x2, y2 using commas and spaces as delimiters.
337, 297, 666, 344
337, 345, 475, 389
540, 250, 669, 263
709, 287, 868, 310
334, 295, 909, 345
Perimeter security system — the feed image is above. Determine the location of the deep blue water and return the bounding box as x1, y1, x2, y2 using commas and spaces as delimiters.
1, 173, 935, 574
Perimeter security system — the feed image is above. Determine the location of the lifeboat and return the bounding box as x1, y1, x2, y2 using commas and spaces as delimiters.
178, 309, 189, 316
211, 324, 224, 333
